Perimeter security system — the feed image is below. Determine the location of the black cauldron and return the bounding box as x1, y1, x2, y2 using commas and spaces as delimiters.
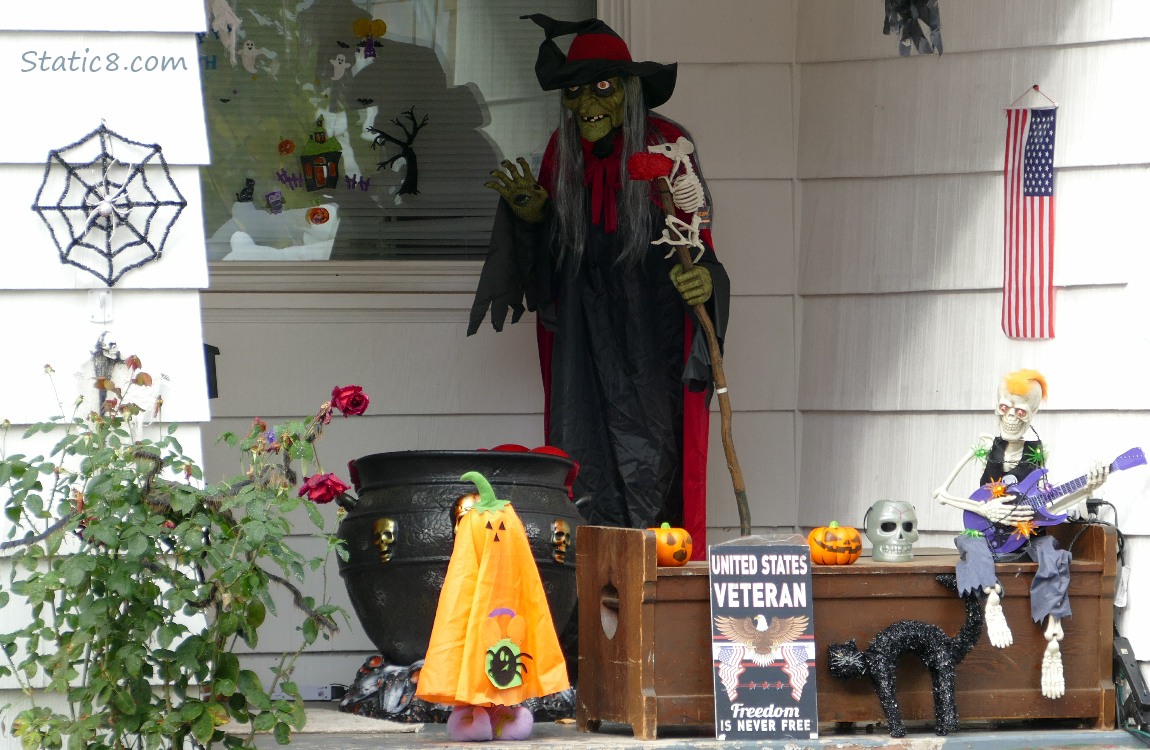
337, 450, 583, 666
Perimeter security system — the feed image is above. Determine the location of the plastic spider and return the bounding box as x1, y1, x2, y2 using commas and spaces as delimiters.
1010, 520, 1039, 540
83, 158, 134, 235
983, 479, 1008, 499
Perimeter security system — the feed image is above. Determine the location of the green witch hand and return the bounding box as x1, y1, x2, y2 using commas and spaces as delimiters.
670, 264, 712, 306
484, 157, 548, 224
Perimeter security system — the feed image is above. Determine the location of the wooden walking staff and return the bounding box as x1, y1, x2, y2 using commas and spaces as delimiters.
628, 143, 752, 536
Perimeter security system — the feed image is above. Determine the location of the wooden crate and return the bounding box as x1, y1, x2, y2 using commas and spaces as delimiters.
575, 523, 1117, 740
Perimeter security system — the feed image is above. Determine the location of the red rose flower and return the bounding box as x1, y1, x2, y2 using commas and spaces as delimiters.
298, 473, 350, 504
331, 385, 369, 416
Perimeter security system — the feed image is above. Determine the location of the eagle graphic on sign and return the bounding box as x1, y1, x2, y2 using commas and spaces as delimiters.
714, 614, 810, 701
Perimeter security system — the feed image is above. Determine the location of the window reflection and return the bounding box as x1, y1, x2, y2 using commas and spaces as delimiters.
199, 0, 592, 261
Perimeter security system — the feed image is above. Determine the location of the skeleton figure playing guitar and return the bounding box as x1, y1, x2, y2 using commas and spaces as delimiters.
932, 369, 1133, 700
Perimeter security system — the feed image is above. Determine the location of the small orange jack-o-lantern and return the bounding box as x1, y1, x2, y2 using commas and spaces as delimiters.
306, 206, 330, 225
648, 522, 692, 566
807, 521, 862, 565
278, 139, 296, 156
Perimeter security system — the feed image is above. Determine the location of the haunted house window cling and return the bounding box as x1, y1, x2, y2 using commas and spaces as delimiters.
301, 117, 342, 191
198, 0, 592, 262
31, 125, 187, 286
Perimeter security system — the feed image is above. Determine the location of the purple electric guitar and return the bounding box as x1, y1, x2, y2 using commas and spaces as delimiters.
963, 447, 1145, 553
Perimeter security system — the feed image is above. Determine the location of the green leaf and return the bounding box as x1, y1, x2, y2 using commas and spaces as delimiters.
237, 670, 271, 710
60, 558, 89, 588
192, 710, 215, 743
303, 501, 324, 530
218, 611, 241, 637
290, 699, 307, 729
113, 688, 137, 714
179, 701, 206, 722
215, 651, 240, 684
301, 616, 318, 645
206, 701, 230, 727
273, 721, 292, 745
124, 531, 150, 557
245, 599, 267, 629
252, 712, 277, 732
156, 622, 184, 649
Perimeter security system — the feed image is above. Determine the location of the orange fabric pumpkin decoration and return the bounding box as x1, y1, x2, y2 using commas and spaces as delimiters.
649, 522, 692, 566
807, 521, 862, 565
417, 471, 569, 707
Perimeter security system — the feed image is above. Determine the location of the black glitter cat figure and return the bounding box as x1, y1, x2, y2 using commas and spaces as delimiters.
826, 574, 983, 737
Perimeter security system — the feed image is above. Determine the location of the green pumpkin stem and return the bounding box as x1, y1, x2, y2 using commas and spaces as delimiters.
461, 471, 509, 513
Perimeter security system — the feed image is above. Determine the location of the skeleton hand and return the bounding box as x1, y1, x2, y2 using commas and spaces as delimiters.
1084, 462, 1109, 494
484, 158, 548, 224
1040, 616, 1065, 699
978, 496, 1034, 524
670, 264, 712, 306
983, 584, 1013, 648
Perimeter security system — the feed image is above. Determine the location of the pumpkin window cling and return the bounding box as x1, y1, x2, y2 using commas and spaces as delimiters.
807, 521, 862, 565
416, 471, 569, 741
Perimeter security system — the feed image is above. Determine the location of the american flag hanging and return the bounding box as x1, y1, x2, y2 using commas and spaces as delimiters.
1002, 107, 1057, 339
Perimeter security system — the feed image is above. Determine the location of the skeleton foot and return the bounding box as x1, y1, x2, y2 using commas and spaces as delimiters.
983, 585, 1012, 648
1040, 616, 1065, 699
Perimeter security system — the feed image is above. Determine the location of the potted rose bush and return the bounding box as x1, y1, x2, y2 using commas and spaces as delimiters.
0, 356, 367, 749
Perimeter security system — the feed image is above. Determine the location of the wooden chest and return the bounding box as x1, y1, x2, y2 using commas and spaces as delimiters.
575, 523, 1117, 740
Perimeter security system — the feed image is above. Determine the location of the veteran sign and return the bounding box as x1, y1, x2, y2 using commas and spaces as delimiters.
709, 539, 817, 741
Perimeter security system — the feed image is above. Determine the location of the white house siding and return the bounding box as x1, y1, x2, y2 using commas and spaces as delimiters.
793, 0, 1150, 674
0, 4, 211, 741
199, 0, 1150, 695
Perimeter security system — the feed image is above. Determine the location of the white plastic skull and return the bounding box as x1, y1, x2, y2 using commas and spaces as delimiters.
864, 499, 919, 563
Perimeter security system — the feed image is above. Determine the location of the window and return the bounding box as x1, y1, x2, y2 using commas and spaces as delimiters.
199, 0, 592, 263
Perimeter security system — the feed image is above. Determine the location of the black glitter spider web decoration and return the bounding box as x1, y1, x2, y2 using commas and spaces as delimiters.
31, 124, 187, 286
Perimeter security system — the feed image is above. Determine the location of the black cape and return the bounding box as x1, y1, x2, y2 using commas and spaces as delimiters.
468, 119, 729, 530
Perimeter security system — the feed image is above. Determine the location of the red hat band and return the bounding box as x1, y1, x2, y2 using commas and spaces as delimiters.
566, 32, 632, 63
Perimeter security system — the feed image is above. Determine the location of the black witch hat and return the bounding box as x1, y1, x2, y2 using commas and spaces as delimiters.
522, 14, 678, 108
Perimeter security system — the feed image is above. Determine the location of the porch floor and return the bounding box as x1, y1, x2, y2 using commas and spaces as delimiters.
249, 704, 1147, 750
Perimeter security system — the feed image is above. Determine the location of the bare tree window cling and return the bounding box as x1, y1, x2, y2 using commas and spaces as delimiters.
199, 0, 592, 262
32, 125, 187, 286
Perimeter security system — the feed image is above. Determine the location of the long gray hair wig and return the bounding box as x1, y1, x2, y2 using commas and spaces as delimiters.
550, 76, 666, 270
